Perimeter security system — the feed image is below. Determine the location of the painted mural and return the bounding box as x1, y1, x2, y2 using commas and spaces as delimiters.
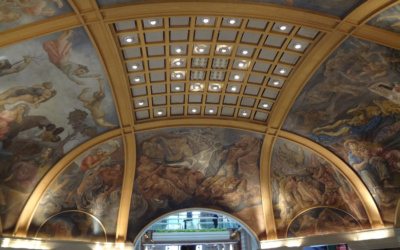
36, 211, 107, 242
368, 4, 400, 33
244, 0, 364, 17
0, 0, 72, 32
96, 0, 143, 7
271, 138, 368, 238
0, 27, 119, 235
283, 37, 400, 225
128, 127, 265, 240
29, 138, 123, 241
287, 207, 362, 237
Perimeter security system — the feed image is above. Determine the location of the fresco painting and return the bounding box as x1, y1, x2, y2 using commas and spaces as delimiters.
271, 138, 368, 238
0, 0, 72, 32
0, 27, 119, 235
244, 0, 364, 17
96, 0, 143, 7
368, 5, 400, 33
283, 37, 400, 224
287, 207, 362, 237
128, 128, 265, 240
36, 210, 107, 242
29, 138, 123, 240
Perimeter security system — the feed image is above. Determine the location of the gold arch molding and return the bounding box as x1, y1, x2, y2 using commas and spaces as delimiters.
132, 207, 261, 246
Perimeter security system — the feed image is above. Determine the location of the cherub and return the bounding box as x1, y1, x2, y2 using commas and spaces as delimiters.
42, 30, 100, 85
78, 78, 116, 128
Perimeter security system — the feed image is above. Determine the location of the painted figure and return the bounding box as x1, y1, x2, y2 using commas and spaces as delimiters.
0, 56, 32, 77
0, 82, 56, 108
43, 30, 100, 85
78, 78, 116, 128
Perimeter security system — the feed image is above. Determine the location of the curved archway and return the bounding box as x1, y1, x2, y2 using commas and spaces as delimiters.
133, 208, 260, 250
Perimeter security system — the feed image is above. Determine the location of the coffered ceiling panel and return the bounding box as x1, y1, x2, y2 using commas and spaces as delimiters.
113, 16, 321, 124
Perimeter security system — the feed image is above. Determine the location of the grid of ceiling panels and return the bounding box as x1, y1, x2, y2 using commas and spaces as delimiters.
113, 16, 322, 123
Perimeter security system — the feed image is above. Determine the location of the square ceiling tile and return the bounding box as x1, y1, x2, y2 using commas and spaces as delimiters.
123, 47, 141, 59
206, 93, 220, 103
221, 106, 235, 116
151, 84, 166, 94
171, 106, 184, 115
195, 29, 214, 41
169, 16, 190, 26
145, 31, 164, 43
131, 86, 147, 97
224, 95, 238, 105
171, 94, 184, 104
265, 35, 286, 47
189, 94, 202, 103
148, 59, 165, 70
147, 46, 165, 56
222, 17, 241, 27
241, 32, 262, 44
254, 111, 268, 122
247, 19, 268, 30
135, 110, 149, 120
297, 27, 319, 39
115, 20, 136, 31
150, 71, 165, 82
152, 95, 167, 105
143, 18, 163, 28
170, 30, 189, 41
218, 30, 237, 41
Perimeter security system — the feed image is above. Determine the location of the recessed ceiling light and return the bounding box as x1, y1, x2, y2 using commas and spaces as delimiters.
279, 69, 286, 74
242, 111, 248, 116
131, 64, 138, 70
174, 61, 182, 66
241, 49, 249, 55
279, 25, 287, 31
134, 77, 141, 82
273, 80, 280, 86
294, 43, 302, 50
149, 20, 157, 26
238, 62, 245, 68
202, 18, 210, 24
198, 48, 205, 53
231, 86, 238, 92
191, 108, 198, 113
175, 86, 181, 91
220, 48, 228, 53
125, 37, 133, 43
138, 100, 144, 106
229, 19, 236, 25
175, 47, 183, 53
209, 109, 215, 113
262, 103, 269, 108
173, 73, 183, 79
156, 111, 163, 115
191, 83, 204, 92
233, 74, 240, 80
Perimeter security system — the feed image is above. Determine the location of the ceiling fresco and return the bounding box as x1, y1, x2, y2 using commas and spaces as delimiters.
368, 4, 400, 33
0, 27, 119, 235
244, 0, 364, 17
287, 207, 362, 238
271, 138, 369, 238
29, 137, 123, 241
283, 37, 400, 225
128, 127, 265, 241
0, 0, 72, 32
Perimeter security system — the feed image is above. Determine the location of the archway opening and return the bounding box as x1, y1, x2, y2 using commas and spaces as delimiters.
134, 209, 259, 250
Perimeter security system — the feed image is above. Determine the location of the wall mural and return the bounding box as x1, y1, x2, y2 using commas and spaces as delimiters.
271, 138, 368, 238
368, 4, 400, 34
128, 127, 265, 241
0, 0, 72, 32
287, 207, 362, 237
244, 0, 364, 17
0, 27, 119, 235
29, 138, 123, 241
283, 37, 400, 225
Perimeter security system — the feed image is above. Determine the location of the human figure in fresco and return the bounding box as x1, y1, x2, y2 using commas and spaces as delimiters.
344, 139, 394, 204
14, 0, 63, 16
0, 82, 56, 108
78, 78, 116, 128
0, 56, 32, 77
42, 30, 101, 85
369, 82, 400, 105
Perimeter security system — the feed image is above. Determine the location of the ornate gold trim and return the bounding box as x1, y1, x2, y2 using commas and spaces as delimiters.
14, 129, 122, 237
134, 119, 267, 133
260, 134, 277, 240
277, 131, 384, 228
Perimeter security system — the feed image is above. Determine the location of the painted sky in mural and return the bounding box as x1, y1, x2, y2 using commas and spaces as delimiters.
368, 4, 400, 33
284, 37, 400, 225
29, 138, 123, 241
0, 27, 119, 235
0, 0, 72, 32
287, 207, 362, 238
244, 0, 364, 17
271, 138, 368, 238
128, 127, 265, 240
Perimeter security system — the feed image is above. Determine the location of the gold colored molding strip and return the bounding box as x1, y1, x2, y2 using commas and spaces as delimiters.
133, 118, 267, 133
0, 14, 81, 47
14, 129, 122, 237
278, 130, 384, 228
353, 25, 400, 49
259, 133, 277, 240
101, 2, 340, 31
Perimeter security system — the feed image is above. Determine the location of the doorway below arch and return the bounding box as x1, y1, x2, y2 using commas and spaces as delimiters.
134, 209, 260, 250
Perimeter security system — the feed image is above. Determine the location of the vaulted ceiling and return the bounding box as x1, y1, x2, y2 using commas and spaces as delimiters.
0, 0, 399, 246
